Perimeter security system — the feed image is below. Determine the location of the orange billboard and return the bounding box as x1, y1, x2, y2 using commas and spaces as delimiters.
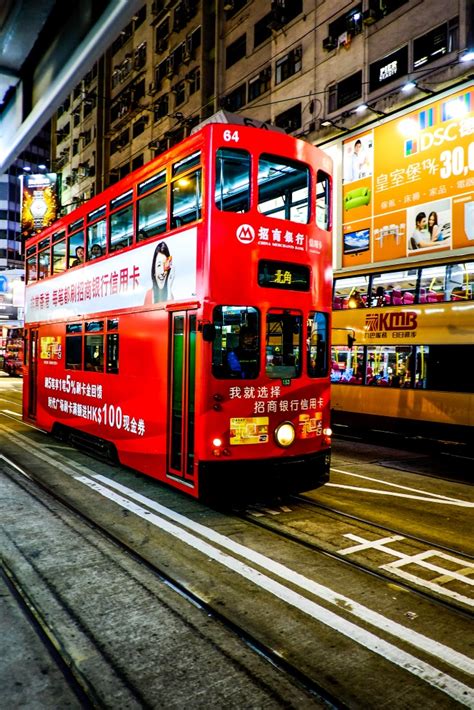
342, 84, 474, 267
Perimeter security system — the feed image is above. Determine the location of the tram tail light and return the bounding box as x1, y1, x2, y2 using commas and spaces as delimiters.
212, 437, 223, 456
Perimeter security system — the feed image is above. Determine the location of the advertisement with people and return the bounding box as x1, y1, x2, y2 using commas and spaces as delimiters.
25, 228, 197, 323
341, 85, 474, 266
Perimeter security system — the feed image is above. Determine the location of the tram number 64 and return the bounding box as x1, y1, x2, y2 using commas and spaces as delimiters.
102, 403, 123, 429
223, 129, 240, 143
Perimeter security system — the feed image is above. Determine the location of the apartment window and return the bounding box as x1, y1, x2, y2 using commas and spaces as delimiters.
248, 67, 271, 101
223, 84, 247, 112
327, 4, 362, 43
173, 81, 186, 106
328, 71, 362, 112
132, 154, 144, 171
187, 68, 200, 95
270, 0, 303, 28
275, 103, 302, 133
225, 0, 247, 19
254, 13, 272, 48
156, 18, 170, 53
135, 42, 147, 71
413, 18, 458, 69
368, 0, 408, 19
154, 94, 169, 121
132, 116, 148, 138
275, 46, 302, 85
226, 34, 246, 68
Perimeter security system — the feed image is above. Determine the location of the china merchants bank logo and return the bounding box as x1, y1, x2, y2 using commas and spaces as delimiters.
236, 224, 255, 244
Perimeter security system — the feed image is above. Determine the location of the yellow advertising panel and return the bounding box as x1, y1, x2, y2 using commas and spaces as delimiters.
229, 417, 269, 445
342, 85, 474, 267
40, 336, 62, 360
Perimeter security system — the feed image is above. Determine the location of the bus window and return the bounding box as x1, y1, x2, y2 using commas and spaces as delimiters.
418, 264, 446, 303
172, 151, 200, 176
85, 334, 104, 372
87, 220, 106, 259
27, 255, 37, 283
38, 250, 51, 279
137, 184, 168, 240
266, 309, 302, 379
212, 306, 259, 379
447, 261, 474, 301
331, 346, 364, 383
316, 170, 330, 230
65, 334, 82, 370
110, 190, 133, 211
333, 275, 369, 309
171, 169, 202, 228
308, 312, 328, 378
52, 239, 67, 273
109, 204, 133, 253
138, 169, 166, 196
68, 231, 85, 268
215, 148, 250, 213
257, 154, 309, 224
106, 330, 119, 374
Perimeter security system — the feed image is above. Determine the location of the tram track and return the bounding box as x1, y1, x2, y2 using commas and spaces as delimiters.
0, 457, 341, 709
236, 494, 474, 619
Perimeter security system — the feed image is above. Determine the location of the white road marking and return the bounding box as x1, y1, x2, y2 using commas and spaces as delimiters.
329, 468, 473, 507
340, 534, 474, 607
1, 409, 21, 417
1, 425, 474, 704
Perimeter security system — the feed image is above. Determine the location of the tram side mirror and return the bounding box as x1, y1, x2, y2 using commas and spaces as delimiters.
202, 323, 216, 342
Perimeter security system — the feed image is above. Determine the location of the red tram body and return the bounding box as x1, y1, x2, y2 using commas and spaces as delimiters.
22, 122, 333, 499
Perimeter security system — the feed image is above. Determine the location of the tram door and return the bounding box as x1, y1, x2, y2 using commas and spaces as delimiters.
27, 328, 39, 418
168, 311, 197, 483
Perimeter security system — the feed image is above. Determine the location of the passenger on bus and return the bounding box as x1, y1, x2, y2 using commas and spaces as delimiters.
146, 241, 174, 304
89, 243, 103, 259
372, 286, 385, 307
227, 326, 259, 378
71, 246, 84, 267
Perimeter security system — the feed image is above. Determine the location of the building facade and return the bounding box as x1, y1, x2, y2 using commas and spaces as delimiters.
51, 0, 474, 264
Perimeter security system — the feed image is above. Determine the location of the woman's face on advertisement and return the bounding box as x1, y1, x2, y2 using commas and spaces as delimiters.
428, 213, 435, 227
154, 252, 167, 285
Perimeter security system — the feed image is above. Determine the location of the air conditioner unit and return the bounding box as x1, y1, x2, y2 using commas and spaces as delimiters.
151, 0, 159, 15
182, 46, 191, 64
148, 81, 159, 95
322, 36, 337, 51
362, 8, 378, 25
157, 39, 168, 53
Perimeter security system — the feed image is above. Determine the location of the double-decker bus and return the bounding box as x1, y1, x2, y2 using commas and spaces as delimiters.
22, 119, 333, 499
2, 327, 24, 376
331, 257, 474, 445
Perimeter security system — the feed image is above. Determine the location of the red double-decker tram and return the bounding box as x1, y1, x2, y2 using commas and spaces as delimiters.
23, 120, 333, 500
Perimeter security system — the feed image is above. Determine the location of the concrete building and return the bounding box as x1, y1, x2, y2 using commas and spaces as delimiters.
51, 1, 474, 218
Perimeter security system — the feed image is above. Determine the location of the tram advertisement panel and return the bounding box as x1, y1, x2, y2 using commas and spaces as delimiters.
342, 85, 474, 267
25, 228, 197, 323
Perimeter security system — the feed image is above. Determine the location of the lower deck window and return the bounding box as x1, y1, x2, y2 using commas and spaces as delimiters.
212, 306, 259, 379
331, 344, 474, 393
65, 321, 119, 373
266, 309, 302, 379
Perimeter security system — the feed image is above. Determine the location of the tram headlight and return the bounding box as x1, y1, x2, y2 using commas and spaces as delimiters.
274, 421, 296, 448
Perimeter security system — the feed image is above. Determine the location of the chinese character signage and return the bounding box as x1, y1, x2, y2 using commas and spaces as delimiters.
20, 173, 59, 239
342, 85, 474, 267
25, 227, 197, 323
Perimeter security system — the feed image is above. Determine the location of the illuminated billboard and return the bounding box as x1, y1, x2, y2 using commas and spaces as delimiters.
341, 84, 474, 267
0, 271, 25, 323
20, 172, 59, 240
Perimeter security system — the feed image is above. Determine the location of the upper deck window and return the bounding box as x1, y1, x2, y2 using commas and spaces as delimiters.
171, 168, 202, 228
137, 184, 168, 241
172, 151, 201, 177
69, 217, 84, 233
110, 190, 133, 211
87, 206, 106, 222
138, 169, 166, 196
257, 154, 310, 224
215, 148, 250, 213
68, 231, 85, 268
87, 220, 106, 260
52, 238, 67, 274
316, 170, 331, 230
109, 205, 133, 253
27, 255, 37, 283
